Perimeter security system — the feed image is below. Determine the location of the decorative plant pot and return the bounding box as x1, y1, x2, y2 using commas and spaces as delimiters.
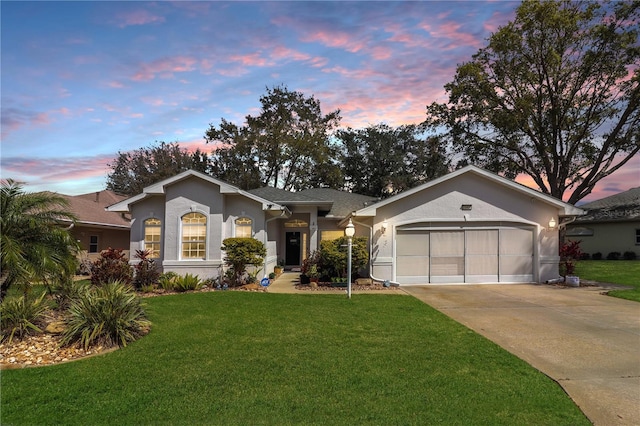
566, 276, 580, 287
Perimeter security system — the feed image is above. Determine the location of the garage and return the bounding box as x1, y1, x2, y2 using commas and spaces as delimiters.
395, 225, 534, 284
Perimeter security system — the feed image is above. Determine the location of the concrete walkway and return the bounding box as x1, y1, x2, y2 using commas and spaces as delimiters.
403, 284, 640, 426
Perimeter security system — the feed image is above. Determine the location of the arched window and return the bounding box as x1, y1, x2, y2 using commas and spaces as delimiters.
144, 218, 162, 258
181, 212, 206, 259
235, 217, 253, 238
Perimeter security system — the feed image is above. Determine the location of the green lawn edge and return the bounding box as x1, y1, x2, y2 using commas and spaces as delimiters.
575, 260, 640, 302
1, 292, 589, 425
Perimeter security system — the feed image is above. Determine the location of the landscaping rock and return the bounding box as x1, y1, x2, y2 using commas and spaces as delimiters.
45, 321, 66, 334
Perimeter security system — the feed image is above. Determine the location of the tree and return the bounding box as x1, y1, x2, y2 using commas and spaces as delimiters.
337, 124, 450, 198
205, 85, 343, 191
0, 180, 79, 300
424, 0, 639, 204
106, 141, 212, 196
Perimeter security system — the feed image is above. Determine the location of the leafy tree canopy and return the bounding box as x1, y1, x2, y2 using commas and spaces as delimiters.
106, 141, 211, 196
337, 124, 450, 198
205, 85, 343, 191
424, 0, 639, 204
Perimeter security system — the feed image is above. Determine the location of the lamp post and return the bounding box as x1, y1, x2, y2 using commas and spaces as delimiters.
345, 218, 355, 299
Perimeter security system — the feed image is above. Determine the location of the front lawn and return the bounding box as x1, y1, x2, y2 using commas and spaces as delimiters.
1, 292, 588, 425
575, 260, 640, 302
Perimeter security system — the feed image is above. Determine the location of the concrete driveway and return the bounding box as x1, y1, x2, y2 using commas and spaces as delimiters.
402, 284, 640, 426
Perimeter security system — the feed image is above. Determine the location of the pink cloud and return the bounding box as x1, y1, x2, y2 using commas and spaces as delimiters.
419, 21, 484, 50
114, 10, 165, 28
131, 56, 198, 81
228, 52, 271, 67
1, 155, 113, 191
302, 30, 366, 53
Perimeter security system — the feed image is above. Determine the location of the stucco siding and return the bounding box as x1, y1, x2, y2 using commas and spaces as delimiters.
363, 173, 561, 284
567, 222, 640, 258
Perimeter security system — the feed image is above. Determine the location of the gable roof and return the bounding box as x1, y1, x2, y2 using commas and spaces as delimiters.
248, 186, 379, 218
574, 187, 640, 222
297, 188, 379, 218
60, 190, 130, 228
354, 165, 585, 217
106, 170, 285, 213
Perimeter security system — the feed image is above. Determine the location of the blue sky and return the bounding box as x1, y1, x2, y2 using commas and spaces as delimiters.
1, 1, 637, 201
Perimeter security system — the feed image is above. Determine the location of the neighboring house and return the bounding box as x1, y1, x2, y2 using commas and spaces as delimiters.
566, 187, 640, 258
107, 166, 583, 284
59, 190, 131, 261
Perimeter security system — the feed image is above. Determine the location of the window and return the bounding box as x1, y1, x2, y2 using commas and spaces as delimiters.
144, 218, 162, 258
566, 227, 594, 237
636, 229, 640, 245
181, 212, 206, 259
89, 235, 99, 253
235, 217, 253, 238
320, 230, 343, 241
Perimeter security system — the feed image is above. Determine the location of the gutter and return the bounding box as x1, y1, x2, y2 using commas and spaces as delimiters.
351, 216, 401, 287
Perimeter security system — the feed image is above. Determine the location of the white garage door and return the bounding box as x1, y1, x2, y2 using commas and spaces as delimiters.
396, 227, 533, 284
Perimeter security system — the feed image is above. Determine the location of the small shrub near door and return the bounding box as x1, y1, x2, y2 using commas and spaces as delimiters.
221, 238, 266, 286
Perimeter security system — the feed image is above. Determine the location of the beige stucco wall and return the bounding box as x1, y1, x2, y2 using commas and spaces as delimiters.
72, 225, 130, 261
567, 221, 640, 258
359, 173, 561, 284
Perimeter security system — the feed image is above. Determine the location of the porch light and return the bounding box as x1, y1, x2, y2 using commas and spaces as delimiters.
345, 219, 355, 299
548, 217, 557, 230
381, 220, 388, 234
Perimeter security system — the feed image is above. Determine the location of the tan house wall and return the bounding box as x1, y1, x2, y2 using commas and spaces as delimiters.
567, 221, 640, 258
72, 225, 130, 261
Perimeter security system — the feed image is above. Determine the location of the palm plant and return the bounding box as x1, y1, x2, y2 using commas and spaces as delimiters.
1, 179, 79, 300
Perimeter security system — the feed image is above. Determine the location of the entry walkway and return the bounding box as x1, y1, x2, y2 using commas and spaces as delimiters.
403, 284, 640, 426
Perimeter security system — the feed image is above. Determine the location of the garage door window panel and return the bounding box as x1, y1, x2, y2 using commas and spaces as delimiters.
396, 231, 429, 277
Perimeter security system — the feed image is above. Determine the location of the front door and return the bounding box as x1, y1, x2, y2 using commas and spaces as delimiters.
285, 231, 301, 267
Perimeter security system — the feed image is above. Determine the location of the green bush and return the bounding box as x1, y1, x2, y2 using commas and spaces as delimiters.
158, 272, 179, 290
221, 238, 266, 286
49, 278, 90, 310
173, 273, 203, 292
320, 236, 369, 278
0, 293, 49, 343
61, 281, 150, 350
91, 248, 133, 286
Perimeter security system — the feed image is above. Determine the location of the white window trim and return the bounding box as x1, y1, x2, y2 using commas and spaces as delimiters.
179, 210, 208, 260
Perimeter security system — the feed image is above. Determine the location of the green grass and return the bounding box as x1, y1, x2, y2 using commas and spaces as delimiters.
575, 260, 640, 302
1, 292, 589, 425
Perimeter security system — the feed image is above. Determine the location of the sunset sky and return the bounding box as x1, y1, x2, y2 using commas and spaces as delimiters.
2, 1, 638, 203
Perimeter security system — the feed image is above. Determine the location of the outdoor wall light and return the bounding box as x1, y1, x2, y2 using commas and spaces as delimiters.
381, 220, 388, 234
548, 217, 557, 230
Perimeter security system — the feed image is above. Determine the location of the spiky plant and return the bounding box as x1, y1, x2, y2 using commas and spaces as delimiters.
61, 281, 150, 350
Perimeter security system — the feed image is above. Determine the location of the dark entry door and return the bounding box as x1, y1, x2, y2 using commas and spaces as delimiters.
285, 232, 301, 266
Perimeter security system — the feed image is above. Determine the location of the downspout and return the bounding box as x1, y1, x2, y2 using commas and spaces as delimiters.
351, 217, 401, 286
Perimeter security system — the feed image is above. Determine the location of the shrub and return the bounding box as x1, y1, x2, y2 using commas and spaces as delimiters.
49, 278, 90, 310
61, 281, 150, 350
173, 273, 203, 292
559, 240, 583, 277
221, 238, 266, 286
91, 248, 133, 286
592, 252, 603, 260
268, 272, 276, 280
158, 272, 179, 290
606, 251, 621, 260
579, 252, 591, 260
0, 293, 49, 343
623, 251, 637, 260
133, 250, 160, 290
320, 236, 369, 278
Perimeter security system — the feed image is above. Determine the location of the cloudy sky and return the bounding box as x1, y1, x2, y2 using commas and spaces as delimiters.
2, 1, 637, 202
